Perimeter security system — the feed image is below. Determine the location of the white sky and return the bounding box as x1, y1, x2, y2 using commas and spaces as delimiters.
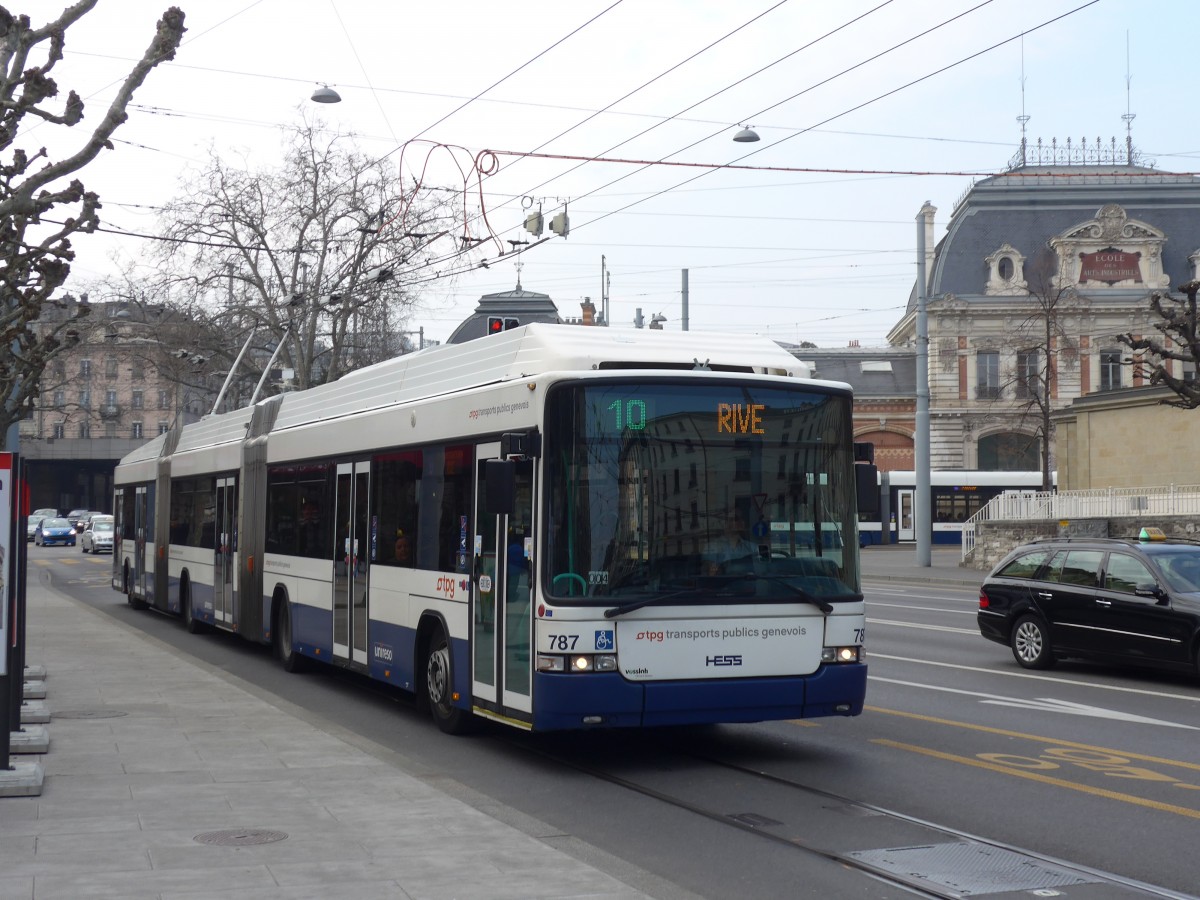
30, 0, 1197, 348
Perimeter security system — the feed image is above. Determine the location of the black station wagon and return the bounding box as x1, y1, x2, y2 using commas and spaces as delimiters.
977, 535, 1200, 676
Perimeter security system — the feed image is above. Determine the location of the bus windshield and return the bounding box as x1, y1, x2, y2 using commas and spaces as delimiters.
544, 379, 860, 606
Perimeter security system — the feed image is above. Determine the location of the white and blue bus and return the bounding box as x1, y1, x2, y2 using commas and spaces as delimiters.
112, 325, 866, 733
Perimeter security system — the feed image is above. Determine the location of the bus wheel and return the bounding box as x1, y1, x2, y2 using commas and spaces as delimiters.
424, 624, 472, 735
125, 563, 147, 610
181, 580, 204, 634
276, 599, 306, 673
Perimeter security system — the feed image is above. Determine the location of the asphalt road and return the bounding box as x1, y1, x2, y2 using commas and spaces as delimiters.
27, 544, 1200, 900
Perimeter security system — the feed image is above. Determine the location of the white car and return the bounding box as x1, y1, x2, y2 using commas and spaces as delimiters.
26, 515, 46, 542
81, 516, 115, 554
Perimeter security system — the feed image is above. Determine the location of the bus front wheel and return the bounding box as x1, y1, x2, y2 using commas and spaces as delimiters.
424, 624, 472, 735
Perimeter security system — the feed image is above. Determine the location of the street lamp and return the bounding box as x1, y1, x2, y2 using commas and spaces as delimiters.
733, 125, 760, 143
311, 84, 341, 103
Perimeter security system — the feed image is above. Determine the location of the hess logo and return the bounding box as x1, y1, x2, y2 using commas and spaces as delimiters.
705, 655, 743, 666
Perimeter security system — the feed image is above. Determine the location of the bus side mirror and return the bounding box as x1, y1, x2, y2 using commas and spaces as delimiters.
484, 459, 515, 516
855, 464, 879, 517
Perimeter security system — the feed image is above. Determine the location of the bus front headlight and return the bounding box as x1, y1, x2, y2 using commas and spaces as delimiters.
536, 653, 618, 673
821, 646, 862, 663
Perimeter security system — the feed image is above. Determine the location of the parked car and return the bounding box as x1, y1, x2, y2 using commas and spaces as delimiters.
977, 534, 1200, 676
34, 517, 77, 547
26, 515, 47, 542
81, 516, 115, 554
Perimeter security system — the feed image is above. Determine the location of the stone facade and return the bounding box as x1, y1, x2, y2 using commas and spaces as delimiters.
1054, 385, 1200, 490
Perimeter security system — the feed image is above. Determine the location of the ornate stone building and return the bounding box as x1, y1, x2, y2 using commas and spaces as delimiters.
886, 142, 1200, 472
19, 300, 215, 512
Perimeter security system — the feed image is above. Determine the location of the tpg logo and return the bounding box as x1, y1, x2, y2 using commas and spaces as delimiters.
705, 655, 743, 667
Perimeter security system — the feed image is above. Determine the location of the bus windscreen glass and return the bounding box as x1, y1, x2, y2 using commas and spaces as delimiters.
544, 380, 860, 605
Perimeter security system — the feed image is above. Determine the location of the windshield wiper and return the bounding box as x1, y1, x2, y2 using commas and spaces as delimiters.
746, 573, 857, 614
603, 588, 693, 619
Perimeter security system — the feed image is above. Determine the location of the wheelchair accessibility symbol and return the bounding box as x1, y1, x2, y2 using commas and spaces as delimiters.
595, 630, 614, 651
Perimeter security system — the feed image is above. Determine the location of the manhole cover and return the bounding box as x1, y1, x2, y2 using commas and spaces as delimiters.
194, 829, 288, 847
53, 710, 128, 719
848, 842, 1095, 895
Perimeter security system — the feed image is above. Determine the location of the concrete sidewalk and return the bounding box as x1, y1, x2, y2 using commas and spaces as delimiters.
2, 580, 664, 900
859, 544, 985, 588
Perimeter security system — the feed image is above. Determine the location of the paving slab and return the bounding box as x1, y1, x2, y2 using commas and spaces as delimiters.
2, 576, 667, 900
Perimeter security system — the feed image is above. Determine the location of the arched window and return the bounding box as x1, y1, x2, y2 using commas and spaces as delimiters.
998, 257, 1014, 281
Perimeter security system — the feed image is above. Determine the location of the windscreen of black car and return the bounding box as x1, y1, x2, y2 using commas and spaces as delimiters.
1146, 548, 1200, 593
543, 379, 859, 605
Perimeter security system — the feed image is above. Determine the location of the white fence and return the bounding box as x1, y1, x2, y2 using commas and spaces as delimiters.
962, 484, 1200, 560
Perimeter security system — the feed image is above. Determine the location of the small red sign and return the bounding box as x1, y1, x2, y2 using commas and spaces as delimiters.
1079, 250, 1141, 284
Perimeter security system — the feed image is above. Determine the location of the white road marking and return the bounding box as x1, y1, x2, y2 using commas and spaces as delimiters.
870, 675, 1199, 730
868, 617, 977, 635
869, 602, 977, 615
870, 653, 1200, 704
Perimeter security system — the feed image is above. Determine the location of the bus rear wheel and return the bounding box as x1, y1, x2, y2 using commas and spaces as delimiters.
424, 624, 472, 735
275, 599, 307, 673
124, 563, 147, 610
181, 579, 204, 634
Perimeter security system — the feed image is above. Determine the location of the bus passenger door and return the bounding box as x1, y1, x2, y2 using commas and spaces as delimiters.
472, 444, 534, 715
213, 476, 237, 625
897, 488, 915, 542
133, 485, 149, 599
333, 462, 370, 667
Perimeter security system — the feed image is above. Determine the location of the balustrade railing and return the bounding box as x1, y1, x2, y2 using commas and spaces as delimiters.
962, 484, 1200, 561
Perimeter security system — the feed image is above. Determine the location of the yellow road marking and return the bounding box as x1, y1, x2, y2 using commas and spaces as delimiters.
866, 705, 1200, 772
873, 739, 1200, 820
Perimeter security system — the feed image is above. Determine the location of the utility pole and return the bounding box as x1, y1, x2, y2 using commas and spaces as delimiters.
681, 269, 689, 332
915, 202, 935, 568
601, 255, 608, 327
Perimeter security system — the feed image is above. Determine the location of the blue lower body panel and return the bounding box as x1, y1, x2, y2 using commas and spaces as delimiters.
531, 664, 867, 731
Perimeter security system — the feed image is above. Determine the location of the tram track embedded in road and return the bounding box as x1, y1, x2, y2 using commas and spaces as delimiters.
505, 733, 1197, 900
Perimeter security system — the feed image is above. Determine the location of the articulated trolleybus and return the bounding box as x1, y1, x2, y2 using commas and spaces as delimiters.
112, 325, 866, 733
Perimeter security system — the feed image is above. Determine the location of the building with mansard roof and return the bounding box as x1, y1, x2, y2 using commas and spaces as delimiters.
886, 137, 1200, 473
796, 345, 917, 473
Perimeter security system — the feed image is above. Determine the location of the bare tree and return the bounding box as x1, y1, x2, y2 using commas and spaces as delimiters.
153, 116, 456, 395
993, 247, 1081, 490
1117, 280, 1200, 409
0, 2, 185, 449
